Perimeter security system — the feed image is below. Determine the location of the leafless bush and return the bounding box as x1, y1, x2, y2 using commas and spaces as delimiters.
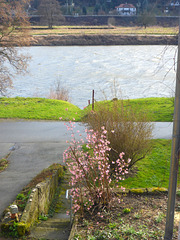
108, 17, 116, 27
48, 81, 70, 102
83, 100, 153, 169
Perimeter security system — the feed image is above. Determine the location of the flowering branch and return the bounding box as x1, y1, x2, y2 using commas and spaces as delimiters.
63, 120, 130, 216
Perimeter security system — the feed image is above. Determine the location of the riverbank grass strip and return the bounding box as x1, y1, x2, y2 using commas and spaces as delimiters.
0, 97, 174, 122
124, 97, 174, 122
0, 97, 82, 121
83, 97, 174, 122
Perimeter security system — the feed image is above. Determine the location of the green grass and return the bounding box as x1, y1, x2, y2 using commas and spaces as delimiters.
83, 139, 173, 189
0, 158, 9, 172
84, 97, 174, 122
0, 97, 82, 121
121, 139, 172, 189
0, 97, 174, 122
123, 97, 174, 122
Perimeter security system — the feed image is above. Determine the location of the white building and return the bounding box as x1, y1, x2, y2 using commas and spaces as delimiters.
170, 1, 180, 7
115, 3, 136, 16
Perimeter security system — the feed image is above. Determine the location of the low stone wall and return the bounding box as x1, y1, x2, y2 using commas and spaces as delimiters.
0, 165, 65, 237
20, 168, 62, 227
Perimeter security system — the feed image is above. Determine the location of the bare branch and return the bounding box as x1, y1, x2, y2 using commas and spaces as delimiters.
0, 0, 31, 95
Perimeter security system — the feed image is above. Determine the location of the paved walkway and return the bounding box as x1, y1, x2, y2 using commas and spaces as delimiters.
0, 120, 173, 218
0, 120, 85, 218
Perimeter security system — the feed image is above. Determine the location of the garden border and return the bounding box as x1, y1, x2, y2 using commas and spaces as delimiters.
67, 186, 169, 239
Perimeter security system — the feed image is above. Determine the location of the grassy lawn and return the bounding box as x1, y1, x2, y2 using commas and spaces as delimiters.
84, 97, 174, 122
0, 97, 174, 122
123, 97, 174, 122
122, 139, 172, 189
0, 97, 82, 121
83, 139, 174, 189
82, 139, 173, 189
29, 26, 178, 36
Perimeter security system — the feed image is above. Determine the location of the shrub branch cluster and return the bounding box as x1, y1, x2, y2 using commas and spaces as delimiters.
63, 121, 130, 216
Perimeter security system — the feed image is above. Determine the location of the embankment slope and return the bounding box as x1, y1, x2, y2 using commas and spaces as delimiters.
30, 34, 178, 46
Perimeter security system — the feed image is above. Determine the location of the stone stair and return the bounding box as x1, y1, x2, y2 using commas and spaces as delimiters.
30, 217, 70, 240
29, 173, 72, 240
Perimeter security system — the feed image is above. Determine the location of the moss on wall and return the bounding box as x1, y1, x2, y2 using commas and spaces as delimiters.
1, 164, 65, 238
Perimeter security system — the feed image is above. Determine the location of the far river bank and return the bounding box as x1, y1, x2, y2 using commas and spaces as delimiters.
30, 34, 178, 46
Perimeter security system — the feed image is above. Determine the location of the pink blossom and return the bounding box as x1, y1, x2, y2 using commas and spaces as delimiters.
63, 124, 130, 216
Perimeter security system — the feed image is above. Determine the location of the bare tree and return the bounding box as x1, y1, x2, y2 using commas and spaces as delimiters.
0, 0, 31, 96
137, 11, 156, 28
38, 0, 65, 29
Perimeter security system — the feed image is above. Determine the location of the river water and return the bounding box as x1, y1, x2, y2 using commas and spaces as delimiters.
7, 45, 177, 109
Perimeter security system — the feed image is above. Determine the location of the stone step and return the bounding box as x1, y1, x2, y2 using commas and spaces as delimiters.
53, 213, 70, 220
30, 226, 70, 240
39, 219, 70, 228
29, 172, 72, 239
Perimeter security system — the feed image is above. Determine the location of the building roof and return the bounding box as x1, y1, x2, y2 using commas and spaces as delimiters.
115, 3, 136, 9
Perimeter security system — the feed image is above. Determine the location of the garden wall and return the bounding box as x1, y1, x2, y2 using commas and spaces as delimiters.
20, 167, 63, 227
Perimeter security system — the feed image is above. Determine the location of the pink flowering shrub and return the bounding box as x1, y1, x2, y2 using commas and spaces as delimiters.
63, 122, 130, 216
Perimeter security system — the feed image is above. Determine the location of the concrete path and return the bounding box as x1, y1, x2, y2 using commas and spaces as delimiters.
0, 120, 86, 218
0, 120, 173, 218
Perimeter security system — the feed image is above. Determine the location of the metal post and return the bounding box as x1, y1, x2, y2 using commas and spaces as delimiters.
92, 89, 94, 111
164, 16, 180, 240
66, 189, 73, 226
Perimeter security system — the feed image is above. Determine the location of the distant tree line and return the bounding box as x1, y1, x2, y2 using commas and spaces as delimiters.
29, 0, 171, 15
